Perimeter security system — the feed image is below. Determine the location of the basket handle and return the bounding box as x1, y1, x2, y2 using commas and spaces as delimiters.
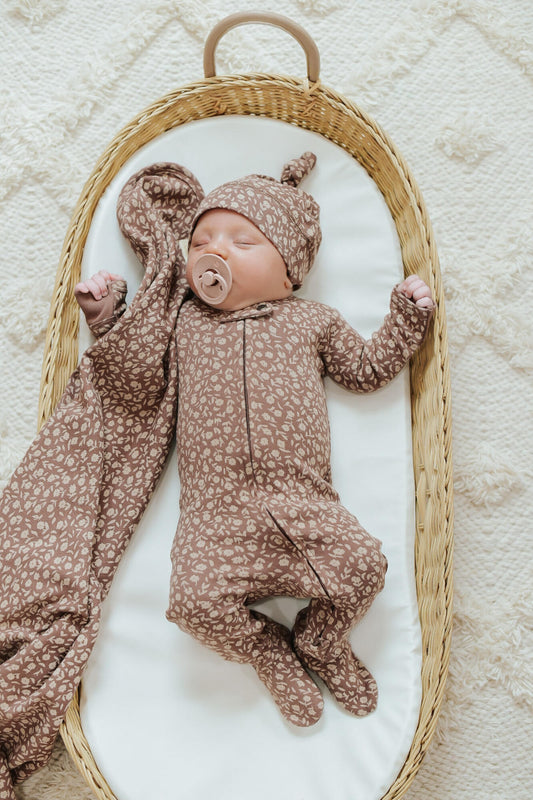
203, 11, 320, 83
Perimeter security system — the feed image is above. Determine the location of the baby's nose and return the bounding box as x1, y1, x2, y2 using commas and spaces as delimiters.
208, 236, 229, 258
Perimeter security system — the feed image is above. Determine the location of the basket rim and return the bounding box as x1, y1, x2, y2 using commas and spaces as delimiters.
41, 71, 453, 800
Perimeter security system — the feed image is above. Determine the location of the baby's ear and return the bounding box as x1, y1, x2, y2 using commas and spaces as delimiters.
284, 276, 294, 291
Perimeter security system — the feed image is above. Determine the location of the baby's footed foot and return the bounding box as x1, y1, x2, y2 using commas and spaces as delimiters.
293, 618, 378, 717
251, 619, 323, 727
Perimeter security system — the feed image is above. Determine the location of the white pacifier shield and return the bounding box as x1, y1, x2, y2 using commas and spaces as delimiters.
191, 254, 233, 305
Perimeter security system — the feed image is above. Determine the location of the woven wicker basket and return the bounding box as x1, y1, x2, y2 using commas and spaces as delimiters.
38, 12, 453, 800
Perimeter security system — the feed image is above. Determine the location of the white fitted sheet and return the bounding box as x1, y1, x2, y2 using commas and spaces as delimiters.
78, 116, 422, 800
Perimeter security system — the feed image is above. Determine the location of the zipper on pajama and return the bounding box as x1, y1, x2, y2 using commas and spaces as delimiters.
242, 319, 332, 637
242, 320, 257, 483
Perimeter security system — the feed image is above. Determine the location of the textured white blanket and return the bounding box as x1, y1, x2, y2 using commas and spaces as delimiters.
1, 1, 532, 799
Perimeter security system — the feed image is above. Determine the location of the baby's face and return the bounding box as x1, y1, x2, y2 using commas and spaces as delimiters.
187, 209, 293, 311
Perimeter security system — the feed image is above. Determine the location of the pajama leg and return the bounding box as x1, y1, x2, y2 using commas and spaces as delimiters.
292, 517, 388, 717
166, 506, 323, 726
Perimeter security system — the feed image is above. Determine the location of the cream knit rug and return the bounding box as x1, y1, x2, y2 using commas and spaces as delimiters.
1, 1, 532, 798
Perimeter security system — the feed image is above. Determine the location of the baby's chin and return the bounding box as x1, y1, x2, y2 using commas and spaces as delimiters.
209, 297, 258, 311
210, 292, 290, 311
188, 281, 293, 311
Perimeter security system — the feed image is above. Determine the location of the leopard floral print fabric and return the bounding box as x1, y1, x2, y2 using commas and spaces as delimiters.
0, 155, 433, 792
0, 163, 204, 799
166, 288, 432, 724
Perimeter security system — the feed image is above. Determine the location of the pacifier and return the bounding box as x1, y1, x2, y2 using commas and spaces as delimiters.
191, 254, 233, 306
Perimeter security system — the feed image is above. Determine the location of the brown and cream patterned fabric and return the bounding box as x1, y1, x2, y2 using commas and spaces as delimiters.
166, 287, 431, 725
0, 163, 204, 800
191, 151, 321, 288
0, 155, 433, 795
293, 608, 379, 717
251, 618, 324, 727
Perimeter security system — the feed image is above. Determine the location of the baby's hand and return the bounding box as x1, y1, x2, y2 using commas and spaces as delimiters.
398, 275, 434, 309
74, 270, 123, 301
75, 270, 128, 336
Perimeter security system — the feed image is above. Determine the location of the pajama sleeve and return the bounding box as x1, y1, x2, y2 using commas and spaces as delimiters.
74, 278, 128, 338
320, 285, 434, 393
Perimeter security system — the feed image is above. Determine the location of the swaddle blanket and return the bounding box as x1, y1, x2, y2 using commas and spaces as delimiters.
0, 163, 204, 800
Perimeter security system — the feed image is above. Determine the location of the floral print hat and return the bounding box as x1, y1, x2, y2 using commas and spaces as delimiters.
190, 152, 322, 288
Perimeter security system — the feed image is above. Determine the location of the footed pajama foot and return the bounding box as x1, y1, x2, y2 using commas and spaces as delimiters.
293, 614, 378, 717
252, 619, 323, 727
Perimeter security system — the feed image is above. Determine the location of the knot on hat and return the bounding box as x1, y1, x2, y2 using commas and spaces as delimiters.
280, 152, 317, 187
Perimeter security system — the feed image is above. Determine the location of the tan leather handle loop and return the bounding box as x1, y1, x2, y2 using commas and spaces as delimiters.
204, 12, 320, 83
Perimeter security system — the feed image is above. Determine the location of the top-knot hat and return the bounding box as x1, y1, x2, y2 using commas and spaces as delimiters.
190, 152, 321, 289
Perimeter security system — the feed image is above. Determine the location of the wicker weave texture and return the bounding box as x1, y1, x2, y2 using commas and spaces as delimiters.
38, 74, 453, 800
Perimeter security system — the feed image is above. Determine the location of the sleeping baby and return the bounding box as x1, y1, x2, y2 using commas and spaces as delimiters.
75, 152, 434, 728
